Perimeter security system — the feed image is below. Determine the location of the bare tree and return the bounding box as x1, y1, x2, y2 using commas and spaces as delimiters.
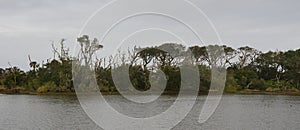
77, 35, 103, 67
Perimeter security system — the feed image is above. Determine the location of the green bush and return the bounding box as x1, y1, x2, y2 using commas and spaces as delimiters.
225, 84, 238, 93
99, 83, 111, 92
28, 78, 41, 90
0, 85, 7, 91
37, 86, 48, 93
249, 79, 266, 90
36, 81, 57, 93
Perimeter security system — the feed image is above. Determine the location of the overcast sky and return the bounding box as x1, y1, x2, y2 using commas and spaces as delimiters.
0, 0, 299, 70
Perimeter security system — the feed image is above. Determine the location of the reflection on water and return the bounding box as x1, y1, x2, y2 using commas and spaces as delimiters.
0, 94, 299, 130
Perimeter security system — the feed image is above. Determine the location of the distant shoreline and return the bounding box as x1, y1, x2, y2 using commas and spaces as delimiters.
1, 89, 300, 96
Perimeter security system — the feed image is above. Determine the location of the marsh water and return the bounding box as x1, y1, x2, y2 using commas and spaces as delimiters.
0, 94, 299, 130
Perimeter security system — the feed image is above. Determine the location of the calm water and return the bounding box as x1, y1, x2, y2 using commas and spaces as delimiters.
0, 94, 299, 130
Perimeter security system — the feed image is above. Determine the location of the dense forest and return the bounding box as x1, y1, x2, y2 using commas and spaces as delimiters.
0, 35, 299, 94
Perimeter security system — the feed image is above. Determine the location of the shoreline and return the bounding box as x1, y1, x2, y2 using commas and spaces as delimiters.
1, 90, 300, 96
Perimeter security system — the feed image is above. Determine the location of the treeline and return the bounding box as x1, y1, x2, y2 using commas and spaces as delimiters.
0, 40, 73, 93
0, 36, 299, 94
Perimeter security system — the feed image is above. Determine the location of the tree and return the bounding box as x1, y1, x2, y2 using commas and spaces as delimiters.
0, 68, 4, 86
237, 46, 260, 68
190, 45, 236, 68
189, 46, 208, 65
234, 66, 258, 89
223, 45, 237, 67
157, 43, 186, 66
281, 49, 300, 88
3, 66, 26, 89
255, 51, 283, 81
77, 35, 103, 67
225, 71, 239, 93
136, 47, 158, 70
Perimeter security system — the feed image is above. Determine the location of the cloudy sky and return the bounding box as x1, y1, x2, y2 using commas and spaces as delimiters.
0, 0, 299, 70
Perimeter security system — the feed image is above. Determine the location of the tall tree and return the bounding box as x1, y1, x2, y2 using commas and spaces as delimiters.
77, 35, 103, 67
237, 46, 260, 68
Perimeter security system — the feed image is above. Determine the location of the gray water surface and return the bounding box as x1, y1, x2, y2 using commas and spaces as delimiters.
0, 94, 299, 130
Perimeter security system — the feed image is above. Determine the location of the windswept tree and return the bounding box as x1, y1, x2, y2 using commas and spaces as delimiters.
205, 45, 227, 67
157, 43, 186, 66
136, 47, 157, 70
190, 45, 234, 68
223, 45, 237, 67
77, 35, 103, 67
189, 45, 208, 65
237, 46, 261, 68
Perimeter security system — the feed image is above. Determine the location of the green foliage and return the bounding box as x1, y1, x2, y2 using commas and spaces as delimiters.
225, 72, 239, 93
96, 67, 114, 92
129, 65, 151, 91
225, 84, 238, 93
37, 81, 57, 93
161, 66, 181, 91
265, 80, 285, 89
288, 87, 299, 92
189, 46, 208, 64
28, 78, 41, 90
198, 65, 211, 92
0, 85, 6, 91
233, 67, 258, 89
249, 79, 266, 90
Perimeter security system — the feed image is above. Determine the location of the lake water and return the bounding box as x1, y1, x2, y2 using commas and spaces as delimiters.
0, 94, 299, 130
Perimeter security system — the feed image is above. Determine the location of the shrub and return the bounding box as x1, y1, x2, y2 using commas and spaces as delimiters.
0, 85, 7, 92
265, 87, 273, 92
249, 79, 266, 90
287, 87, 299, 92
11, 87, 26, 93
99, 83, 110, 92
37, 86, 49, 93
225, 84, 238, 93
273, 88, 281, 92
36, 81, 57, 93
28, 78, 41, 90
12, 86, 25, 91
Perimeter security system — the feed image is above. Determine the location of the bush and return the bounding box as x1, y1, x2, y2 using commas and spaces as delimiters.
225, 84, 238, 93
11, 87, 26, 93
0, 85, 7, 92
287, 87, 299, 92
28, 78, 41, 90
234, 67, 258, 89
99, 83, 111, 92
249, 79, 266, 90
36, 81, 57, 93
265, 87, 273, 92
37, 86, 49, 93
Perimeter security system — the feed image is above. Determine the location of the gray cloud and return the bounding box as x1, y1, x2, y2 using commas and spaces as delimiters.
194, 0, 300, 51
